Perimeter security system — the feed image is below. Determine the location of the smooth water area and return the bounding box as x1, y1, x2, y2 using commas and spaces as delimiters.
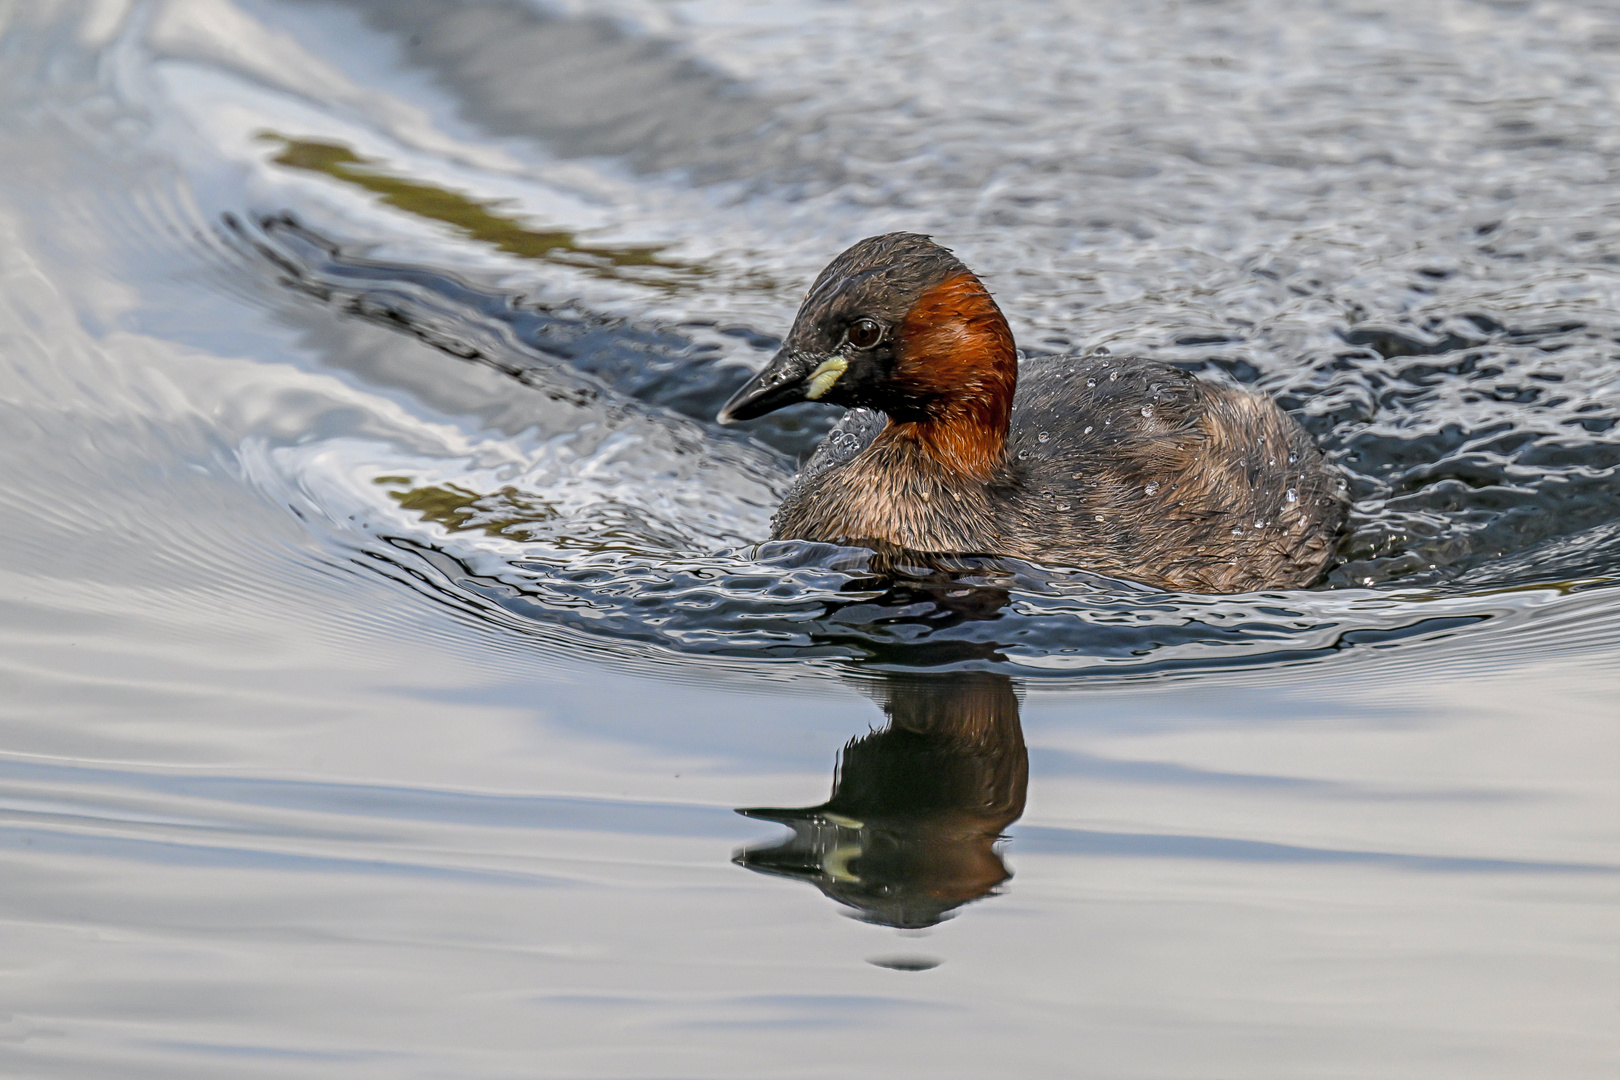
1, 1, 1617, 1076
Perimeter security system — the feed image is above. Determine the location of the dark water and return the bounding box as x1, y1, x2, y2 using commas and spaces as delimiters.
1, 2, 1617, 1077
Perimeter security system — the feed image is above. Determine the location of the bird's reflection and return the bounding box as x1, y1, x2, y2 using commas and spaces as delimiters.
735, 669, 1027, 929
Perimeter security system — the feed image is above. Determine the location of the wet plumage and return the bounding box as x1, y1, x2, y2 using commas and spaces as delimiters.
719, 233, 1348, 593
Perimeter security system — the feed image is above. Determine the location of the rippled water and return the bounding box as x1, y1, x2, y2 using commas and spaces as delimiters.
2, 1, 1617, 1077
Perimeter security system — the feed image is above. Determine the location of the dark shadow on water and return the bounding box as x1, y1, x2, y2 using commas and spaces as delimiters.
227, 212, 833, 458
735, 670, 1028, 929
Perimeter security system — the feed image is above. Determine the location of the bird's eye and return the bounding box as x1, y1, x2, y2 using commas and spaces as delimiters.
846, 318, 883, 349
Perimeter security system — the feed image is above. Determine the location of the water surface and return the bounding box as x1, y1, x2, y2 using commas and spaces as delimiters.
1, 1, 1617, 1077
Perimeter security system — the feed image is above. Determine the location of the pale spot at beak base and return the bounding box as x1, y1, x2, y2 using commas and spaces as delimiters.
804, 356, 849, 401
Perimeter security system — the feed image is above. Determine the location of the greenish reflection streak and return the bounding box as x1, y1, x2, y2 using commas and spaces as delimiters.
259, 133, 699, 285
380, 478, 558, 539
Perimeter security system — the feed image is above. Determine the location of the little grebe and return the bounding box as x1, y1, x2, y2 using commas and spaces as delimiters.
718, 233, 1347, 593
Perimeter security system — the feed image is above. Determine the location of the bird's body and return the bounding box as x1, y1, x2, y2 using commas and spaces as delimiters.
778, 353, 1342, 592
719, 233, 1347, 593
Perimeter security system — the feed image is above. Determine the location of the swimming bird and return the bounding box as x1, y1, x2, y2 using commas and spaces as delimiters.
717, 233, 1347, 593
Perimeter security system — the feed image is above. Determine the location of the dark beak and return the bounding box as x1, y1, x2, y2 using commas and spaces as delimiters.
716, 349, 819, 425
